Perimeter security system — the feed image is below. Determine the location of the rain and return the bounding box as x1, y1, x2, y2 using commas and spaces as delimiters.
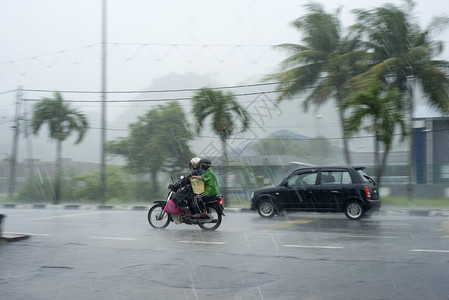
1, 0, 449, 299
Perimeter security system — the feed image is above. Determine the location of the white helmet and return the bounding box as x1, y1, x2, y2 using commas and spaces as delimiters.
189, 157, 201, 169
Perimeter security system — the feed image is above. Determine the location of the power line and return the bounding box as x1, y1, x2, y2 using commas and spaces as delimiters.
83, 126, 449, 140
0, 89, 17, 95
0, 42, 277, 66
21, 90, 282, 103
0, 44, 101, 65
19, 81, 281, 94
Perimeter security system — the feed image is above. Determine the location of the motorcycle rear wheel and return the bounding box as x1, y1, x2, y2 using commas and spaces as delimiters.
198, 205, 222, 231
148, 203, 170, 229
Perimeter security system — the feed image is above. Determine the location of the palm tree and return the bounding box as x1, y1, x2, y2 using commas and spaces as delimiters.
343, 77, 407, 187
268, 2, 367, 164
351, 0, 449, 197
352, 1, 449, 108
32, 92, 88, 204
192, 88, 250, 205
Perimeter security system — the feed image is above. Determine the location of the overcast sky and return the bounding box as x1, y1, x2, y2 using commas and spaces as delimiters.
0, 0, 448, 163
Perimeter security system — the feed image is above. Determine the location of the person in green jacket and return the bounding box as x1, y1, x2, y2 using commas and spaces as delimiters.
191, 158, 219, 217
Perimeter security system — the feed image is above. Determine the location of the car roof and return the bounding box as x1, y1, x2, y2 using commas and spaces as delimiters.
293, 165, 366, 171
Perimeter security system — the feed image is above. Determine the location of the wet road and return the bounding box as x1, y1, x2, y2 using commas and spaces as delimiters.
1, 208, 449, 300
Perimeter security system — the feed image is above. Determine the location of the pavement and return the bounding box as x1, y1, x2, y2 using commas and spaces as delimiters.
1, 203, 449, 243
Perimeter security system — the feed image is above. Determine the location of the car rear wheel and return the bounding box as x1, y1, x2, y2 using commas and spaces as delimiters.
257, 199, 275, 218
344, 201, 364, 220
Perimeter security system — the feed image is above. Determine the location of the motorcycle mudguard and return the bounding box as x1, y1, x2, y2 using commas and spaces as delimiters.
152, 200, 166, 205
206, 203, 225, 216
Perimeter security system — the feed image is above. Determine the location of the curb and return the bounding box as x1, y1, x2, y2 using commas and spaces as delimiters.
1, 203, 449, 217
1, 233, 30, 242
1, 204, 151, 211
0, 213, 30, 243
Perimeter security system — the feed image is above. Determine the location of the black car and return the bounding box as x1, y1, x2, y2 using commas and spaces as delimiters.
250, 166, 380, 220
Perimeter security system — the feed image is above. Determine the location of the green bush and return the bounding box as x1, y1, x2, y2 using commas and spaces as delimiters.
4, 165, 166, 204
382, 196, 449, 209
11, 175, 55, 203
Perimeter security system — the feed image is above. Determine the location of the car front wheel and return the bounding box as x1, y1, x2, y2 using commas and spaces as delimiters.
344, 201, 364, 220
257, 199, 275, 218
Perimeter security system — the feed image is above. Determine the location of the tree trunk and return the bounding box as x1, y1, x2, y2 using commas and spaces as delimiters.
338, 105, 352, 165
377, 141, 392, 189
151, 169, 159, 194
374, 129, 380, 182
54, 141, 62, 204
221, 136, 228, 207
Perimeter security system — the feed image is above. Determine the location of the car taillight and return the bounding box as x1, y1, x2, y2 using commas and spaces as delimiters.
364, 186, 371, 199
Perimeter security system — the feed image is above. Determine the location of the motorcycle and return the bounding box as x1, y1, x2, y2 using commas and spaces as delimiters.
147, 177, 225, 231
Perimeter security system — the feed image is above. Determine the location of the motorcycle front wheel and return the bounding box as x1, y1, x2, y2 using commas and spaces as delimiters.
198, 205, 222, 231
148, 203, 170, 229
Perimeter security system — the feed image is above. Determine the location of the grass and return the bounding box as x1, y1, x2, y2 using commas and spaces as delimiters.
227, 196, 449, 210
2, 194, 448, 210
381, 196, 449, 209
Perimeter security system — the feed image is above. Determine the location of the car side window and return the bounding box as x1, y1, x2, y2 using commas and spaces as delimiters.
341, 171, 352, 184
288, 172, 317, 186
321, 171, 353, 185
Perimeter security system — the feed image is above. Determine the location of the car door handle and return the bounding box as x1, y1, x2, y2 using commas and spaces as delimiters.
331, 190, 339, 193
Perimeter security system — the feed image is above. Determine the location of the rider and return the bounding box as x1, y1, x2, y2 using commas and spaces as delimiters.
168, 157, 203, 217
191, 158, 219, 217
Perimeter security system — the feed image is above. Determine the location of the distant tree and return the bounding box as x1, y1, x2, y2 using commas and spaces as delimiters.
74, 165, 143, 202
343, 77, 407, 186
267, 2, 366, 165
192, 88, 250, 204
107, 101, 194, 194
31, 92, 88, 204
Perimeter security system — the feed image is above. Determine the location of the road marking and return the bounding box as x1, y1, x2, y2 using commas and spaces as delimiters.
272, 218, 315, 229
436, 220, 449, 237
411, 249, 449, 253
89, 236, 135, 241
178, 241, 225, 245
364, 223, 411, 227
24, 211, 125, 221
343, 235, 400, 239
284, 245, 344, 249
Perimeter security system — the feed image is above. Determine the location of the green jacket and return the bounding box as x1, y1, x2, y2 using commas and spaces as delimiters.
201, 168, 219, 197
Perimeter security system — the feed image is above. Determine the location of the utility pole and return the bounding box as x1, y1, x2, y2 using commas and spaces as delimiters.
23, 97, 34, 177
100, 0, 108, 204
9, 86, 22, 196
407, 78, 414, 201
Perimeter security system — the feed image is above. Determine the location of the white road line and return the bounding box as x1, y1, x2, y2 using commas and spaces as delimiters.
284, 245, 344, 249
364, 223, 411, 227
24, 211, 125, 221
89, 236, 135, 241
343, 235, 400, 239
178, 241, 226, 245
411, 249, 449, 253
